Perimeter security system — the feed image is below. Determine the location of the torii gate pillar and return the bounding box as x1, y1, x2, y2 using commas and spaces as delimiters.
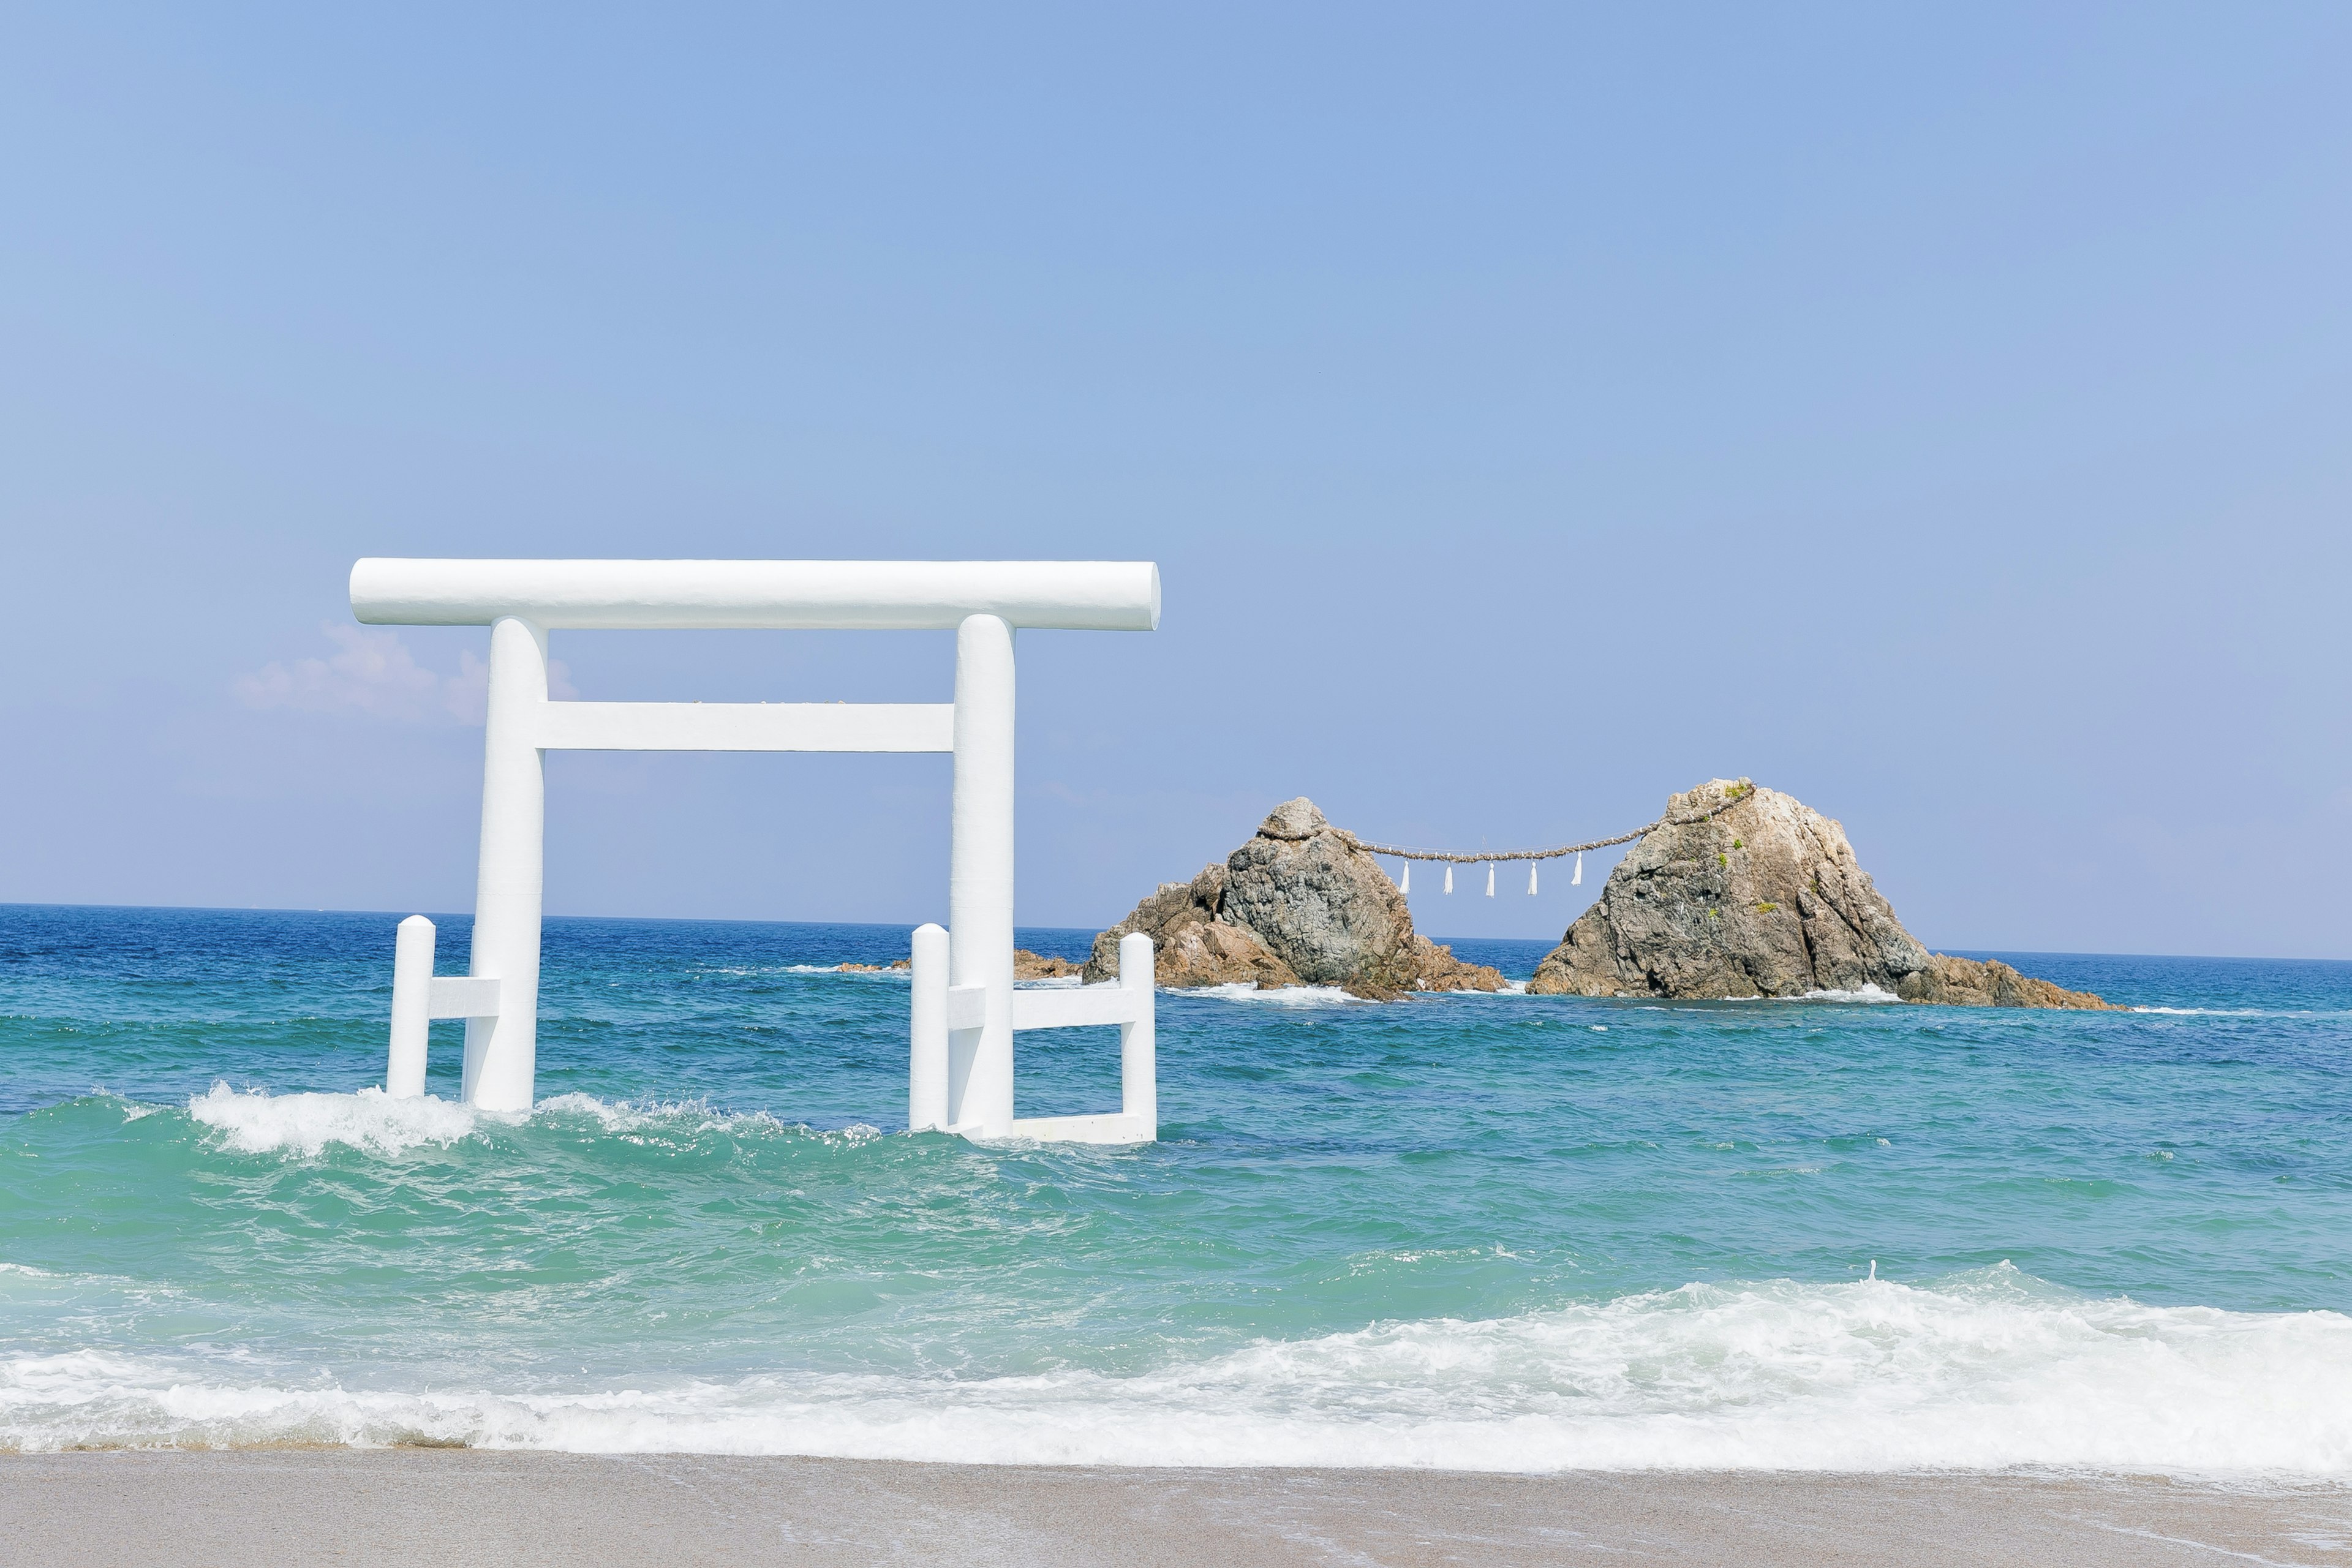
464, 614, 551, 1109
947, 613, 1017, 1137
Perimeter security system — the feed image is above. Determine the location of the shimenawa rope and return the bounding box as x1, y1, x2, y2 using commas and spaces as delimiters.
1331, 784, 1752, 865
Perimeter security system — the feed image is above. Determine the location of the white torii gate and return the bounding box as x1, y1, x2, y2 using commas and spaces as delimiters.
356, 558, 1162, 1144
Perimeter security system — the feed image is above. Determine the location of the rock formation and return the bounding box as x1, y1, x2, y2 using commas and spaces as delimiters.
1087, 797, 1506, 999
1528, 779, 2108, 1009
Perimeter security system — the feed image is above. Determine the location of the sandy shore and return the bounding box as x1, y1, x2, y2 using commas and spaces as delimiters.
2, 1450, 2345, 1566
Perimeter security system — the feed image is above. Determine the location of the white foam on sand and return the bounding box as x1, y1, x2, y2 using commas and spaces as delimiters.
9, 1265, 2349, 1476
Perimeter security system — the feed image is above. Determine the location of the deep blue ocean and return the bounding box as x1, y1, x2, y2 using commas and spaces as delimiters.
2, 903, 2348, 1472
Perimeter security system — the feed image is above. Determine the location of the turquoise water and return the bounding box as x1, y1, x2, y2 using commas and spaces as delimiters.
3, 903, 2349, 1471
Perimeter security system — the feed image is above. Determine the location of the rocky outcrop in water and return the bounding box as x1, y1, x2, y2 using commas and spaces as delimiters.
1528, 778, 2108, 1009
1086, 797, 1506, 999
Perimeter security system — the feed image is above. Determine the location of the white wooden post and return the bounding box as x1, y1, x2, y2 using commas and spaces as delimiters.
462, 615, 548, 1112
948, 613, 1017, 1137
908, 922, 951, 1131
1118, 930, 1156, 1136
386, 916, 435, 1097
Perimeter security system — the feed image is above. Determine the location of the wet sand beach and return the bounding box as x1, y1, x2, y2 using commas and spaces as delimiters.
3, 1451, 2346, 1567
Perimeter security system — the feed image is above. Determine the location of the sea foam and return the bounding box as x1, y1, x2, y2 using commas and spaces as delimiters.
187, 1083, 486, 1156
7, 1266, 2348, 1475
1191, 983, 1371, 1006
179, 1084, 874, 1157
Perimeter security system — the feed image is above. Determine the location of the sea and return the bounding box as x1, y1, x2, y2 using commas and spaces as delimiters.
2, 902, 2348, 1474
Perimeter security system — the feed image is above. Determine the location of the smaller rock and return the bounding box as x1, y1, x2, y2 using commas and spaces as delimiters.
1903, 954, 2106, 1009
1088, 797, 1506, 998
1086, 864, 1304, 989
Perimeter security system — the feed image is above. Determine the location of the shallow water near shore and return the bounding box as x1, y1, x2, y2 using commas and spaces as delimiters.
2, 904, 2349, 1472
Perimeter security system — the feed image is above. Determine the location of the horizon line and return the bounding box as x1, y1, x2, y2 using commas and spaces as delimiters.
2, 900, 2345, 967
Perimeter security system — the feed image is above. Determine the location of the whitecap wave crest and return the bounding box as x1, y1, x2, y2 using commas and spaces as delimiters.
187, 1084, 486, 1156
181, 1086, 875, 1158
1799, 983, 1905, 1003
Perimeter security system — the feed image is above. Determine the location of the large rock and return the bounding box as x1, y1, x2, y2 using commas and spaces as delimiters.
1087, 798, 1506, 999
1529, 778, 2108, 1009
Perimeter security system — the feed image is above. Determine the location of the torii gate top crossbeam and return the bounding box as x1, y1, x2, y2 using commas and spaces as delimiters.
350, 559, 1161, 631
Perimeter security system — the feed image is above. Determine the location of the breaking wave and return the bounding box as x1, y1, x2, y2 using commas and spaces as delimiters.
187, 1084, 487, 1156
6, 1265, 2346, 1474
182, 1085, 872, 1158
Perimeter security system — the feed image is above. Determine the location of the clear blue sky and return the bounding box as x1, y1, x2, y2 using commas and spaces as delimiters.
4, 4, 2347, 957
